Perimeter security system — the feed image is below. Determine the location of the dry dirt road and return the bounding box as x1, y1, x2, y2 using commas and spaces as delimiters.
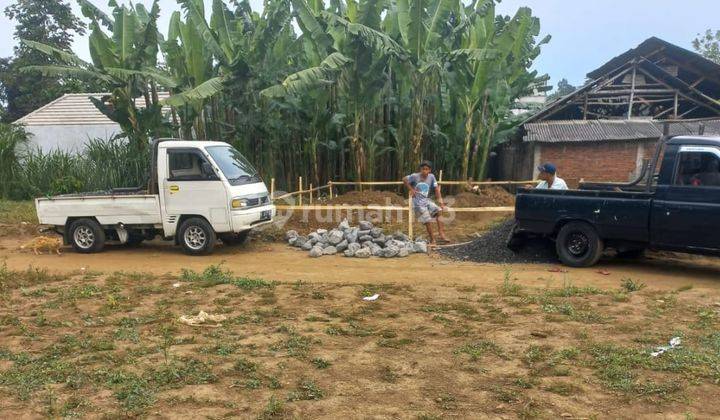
3, 236, 720, 418
2, 237, 720, 294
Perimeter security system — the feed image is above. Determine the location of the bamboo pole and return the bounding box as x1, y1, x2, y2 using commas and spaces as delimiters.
274, 205, 514, 212
298, 176, 303, 206
407, 193, 414, 240
329, 181, 334, 199
309, 184, 313, 204
270, 178, 275, 198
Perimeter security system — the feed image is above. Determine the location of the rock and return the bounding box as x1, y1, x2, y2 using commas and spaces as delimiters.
393, 231, 410, 242
308, 232, 321, 243
294, 235, 308, 247
309, 246, 324, 258
357, 229, 371, 237
372, 235, 386, 246
370, 227, 384, 238
328, 229, 344, 245
359, 221, 374, 231
359, 234, 373, 243
285, 230, 298, 240
316, 229, 328, 235
404, 241, 416, 254
361, 240, 374, 249
317, 233, 329, 245
413, 241, 428, 254
346, 242, 362, 256
382, 245, 400, 258
288, 236, 298, 246
301, 241, 313, 251
398, 247, 409, 257
371, 243, 383, 257
336, 240, 348, 252
345, 230, 358, 243
338, 218, 350, 231
322, 246, 338, 255
354, 247, 371, 258
343, 249, 355, 257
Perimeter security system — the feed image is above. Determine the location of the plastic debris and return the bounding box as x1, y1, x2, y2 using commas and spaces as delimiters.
172, 282, 181, 288
363, 294, 380, 302
178, 311, 227, 327
651, 337, 681, 357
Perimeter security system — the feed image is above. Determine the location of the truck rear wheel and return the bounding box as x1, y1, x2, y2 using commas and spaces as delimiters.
178, 217, 216, 255
69, 218, 106, 253
556, 221, 604, 267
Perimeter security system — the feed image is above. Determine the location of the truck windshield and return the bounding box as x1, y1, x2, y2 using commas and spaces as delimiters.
206, 146, 261, 185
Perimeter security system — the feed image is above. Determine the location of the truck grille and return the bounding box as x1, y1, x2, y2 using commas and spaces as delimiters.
245, 195, 269, 208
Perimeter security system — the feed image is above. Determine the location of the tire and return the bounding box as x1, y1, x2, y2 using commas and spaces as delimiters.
506, 223, 525, 253
69, 218, 106, 253
178, 217, 216, 255
220, 230, 250, 246
555, 221, 604, 267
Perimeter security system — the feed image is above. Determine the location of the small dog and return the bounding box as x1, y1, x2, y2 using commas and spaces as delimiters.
20, 236, 63, 255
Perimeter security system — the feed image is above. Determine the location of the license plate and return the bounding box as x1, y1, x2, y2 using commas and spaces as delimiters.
260, 210, 272, 221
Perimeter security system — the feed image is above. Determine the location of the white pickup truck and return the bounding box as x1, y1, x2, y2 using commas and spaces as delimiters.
36, 139, 276, 255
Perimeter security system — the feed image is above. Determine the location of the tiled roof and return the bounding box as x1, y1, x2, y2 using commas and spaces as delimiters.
16, 92, 171, 126
524, 119, 720, 143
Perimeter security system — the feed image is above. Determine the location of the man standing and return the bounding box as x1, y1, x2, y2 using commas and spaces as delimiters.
404, 161, 450, 246
535, 163, 568, 190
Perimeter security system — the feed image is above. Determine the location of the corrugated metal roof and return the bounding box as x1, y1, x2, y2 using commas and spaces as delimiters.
524, 119, 720, 143
16, 92, 171, 126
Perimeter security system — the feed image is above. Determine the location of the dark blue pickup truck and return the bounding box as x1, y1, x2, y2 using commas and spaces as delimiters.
510, 135, 720, 267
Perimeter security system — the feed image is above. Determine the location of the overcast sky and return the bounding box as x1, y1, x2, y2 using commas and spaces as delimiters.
1, 0, 718, 90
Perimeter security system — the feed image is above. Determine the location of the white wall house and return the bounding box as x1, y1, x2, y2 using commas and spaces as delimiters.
15, 93, 170, 153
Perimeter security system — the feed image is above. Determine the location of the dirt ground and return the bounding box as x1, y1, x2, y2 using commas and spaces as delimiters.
2, 227, 720, 418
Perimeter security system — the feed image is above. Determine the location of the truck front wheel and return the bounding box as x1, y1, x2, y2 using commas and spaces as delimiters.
556, 222, 604, 267
178, 217, 216, 255
69, 218, 106, 253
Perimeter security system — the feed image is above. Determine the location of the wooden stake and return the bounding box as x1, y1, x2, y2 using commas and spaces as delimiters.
309, 184, 313, 204
270, 178, 275, 199
328, 181, 334, 199
408, 192, 414, 240
298, 176, 303, 206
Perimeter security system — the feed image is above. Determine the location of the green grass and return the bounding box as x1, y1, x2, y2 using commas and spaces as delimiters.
0, 200, 37, 224
180, 264, 276, 290
287, 379, 324, 401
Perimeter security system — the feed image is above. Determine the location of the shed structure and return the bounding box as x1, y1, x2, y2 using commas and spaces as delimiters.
496, 37, 720, 185
15, 92, 170, 152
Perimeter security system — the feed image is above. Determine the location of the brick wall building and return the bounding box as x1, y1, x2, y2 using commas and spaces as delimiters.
494, 37, 720, 184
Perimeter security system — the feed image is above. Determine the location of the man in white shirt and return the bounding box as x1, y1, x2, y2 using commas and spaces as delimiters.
535, 163, 568, 190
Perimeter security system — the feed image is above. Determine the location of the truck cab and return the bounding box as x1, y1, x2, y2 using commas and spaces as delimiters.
36, 139, 276, 255
511, 135, 720, 267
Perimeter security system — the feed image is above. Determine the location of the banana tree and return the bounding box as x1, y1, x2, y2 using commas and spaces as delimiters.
388, 0, 459, 170
449, 1, 549, 180
21, 0, 177, 149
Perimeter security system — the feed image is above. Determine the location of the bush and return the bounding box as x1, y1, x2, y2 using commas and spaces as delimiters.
1, 131, 150, 200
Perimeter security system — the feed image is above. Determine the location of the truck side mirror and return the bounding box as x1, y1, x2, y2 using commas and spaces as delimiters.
201, 162, 218, 180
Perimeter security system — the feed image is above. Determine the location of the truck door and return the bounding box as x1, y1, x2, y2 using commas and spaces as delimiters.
652, 146, 720, 251
161, 148, 231, 234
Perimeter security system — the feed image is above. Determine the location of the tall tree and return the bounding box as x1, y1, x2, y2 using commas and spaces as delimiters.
0, 0, 87, 122
547, 78, 576, 101
693, 29, 720, 64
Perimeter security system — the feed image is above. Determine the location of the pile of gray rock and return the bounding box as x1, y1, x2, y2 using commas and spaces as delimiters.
286, 219, 428, 258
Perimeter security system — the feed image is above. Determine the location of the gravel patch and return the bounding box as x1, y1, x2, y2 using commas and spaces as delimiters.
439, 219, 557, 264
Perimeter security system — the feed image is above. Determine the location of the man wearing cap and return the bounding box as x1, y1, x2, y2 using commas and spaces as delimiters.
404, 160, 450, 246
535, 163, 568, 190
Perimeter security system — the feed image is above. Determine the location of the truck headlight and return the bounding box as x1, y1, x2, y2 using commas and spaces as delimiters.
231, 198, 248, 209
